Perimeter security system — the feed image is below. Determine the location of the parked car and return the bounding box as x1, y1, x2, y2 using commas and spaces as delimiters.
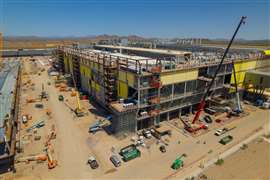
142, 129, 152, 138
215, 128, 228, 136
110, 155, 121, 167
159, 145, 166, 153
88, 156, 99, 169
203, 115, 213, 123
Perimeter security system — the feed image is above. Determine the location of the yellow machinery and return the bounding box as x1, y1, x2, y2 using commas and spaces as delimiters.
70, 72, 85, 117
75, 90, 84, 117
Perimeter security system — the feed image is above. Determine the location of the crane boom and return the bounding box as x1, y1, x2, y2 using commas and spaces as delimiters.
192, 16, 247, 124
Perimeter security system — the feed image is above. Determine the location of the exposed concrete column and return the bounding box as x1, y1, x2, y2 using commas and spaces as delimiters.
167, 112, 169, 121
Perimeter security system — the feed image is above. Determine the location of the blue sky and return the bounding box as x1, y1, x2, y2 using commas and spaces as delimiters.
1, 0, 269, 39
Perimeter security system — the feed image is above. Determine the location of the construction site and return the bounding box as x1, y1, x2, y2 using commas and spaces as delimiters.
0, 18, 270, 179
55, 42, 270, 135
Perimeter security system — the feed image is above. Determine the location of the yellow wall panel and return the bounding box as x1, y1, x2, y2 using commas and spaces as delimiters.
95, 83, 100, 92
230, 60, 257, 87
127, 72, 135, 87
119, 70, 126, 82
118, 81, 128, 98
64, 55, 69, 73
68, 54, 73, 73
91, 81, 95, 89
161, 69, 198, 85
80, 65, 91, 77
118, 70, 135, 87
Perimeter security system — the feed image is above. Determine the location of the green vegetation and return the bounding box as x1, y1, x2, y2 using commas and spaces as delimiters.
215, 158, 224, 166
240, 144, 248, 150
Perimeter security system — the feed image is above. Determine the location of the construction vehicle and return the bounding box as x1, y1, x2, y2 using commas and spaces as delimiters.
46, 144, 57, 169
88, 156, 99, 169
74, 91, 84, 117
70, 72, 85, 117
16, 154, 47, 163
231, 61, 242, 113
171, 154, 186, 170
88, 119, 110, 133
45, 125, 56, 146
215, 126, 236, 136
119, 144, 141, 162
186, 16, 247, 133
40, 83, 49, 100
58, 94, 64, 101
26, 120, 45, 132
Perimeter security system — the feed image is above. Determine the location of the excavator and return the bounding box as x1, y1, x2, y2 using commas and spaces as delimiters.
183, 16, 247, 133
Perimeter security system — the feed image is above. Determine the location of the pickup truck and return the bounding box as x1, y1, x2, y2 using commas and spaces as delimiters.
215, 128, 228, 136
215, 126, 236, 136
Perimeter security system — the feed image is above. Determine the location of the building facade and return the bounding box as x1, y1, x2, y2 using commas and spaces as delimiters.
56, 45, 270, 135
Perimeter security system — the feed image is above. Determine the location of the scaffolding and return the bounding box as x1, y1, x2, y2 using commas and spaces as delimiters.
56, 45, 270, 134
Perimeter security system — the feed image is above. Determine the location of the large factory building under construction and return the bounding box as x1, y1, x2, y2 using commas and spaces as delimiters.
56, 45, 270, 135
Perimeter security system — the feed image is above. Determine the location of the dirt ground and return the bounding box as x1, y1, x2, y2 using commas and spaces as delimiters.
202, 138, 270, 179
0, 56, 270, 180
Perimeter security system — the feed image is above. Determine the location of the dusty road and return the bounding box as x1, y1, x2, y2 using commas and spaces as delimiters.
44, 83, 93, 179
4, 57, 269, 180
203, 139, 270, 179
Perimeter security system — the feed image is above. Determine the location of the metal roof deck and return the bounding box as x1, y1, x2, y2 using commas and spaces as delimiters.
95, 45, 191, 56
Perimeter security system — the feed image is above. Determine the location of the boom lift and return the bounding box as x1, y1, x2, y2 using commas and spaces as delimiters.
40, 83, 49, 100
184, 16, 247, 133
70, 72, 85, 117
231, 60, 242, 112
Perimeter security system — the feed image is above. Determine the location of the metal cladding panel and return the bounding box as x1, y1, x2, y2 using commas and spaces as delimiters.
118, 81, 128, 98
95, 83, 101, 92
80, 64, 91, 77
255, 59, 270, 73
126, 72, 135, 87
245, 71, 270, 88
161, 69, 198, 85
96, 86, 105, 103
80, 75, 89, 93
119, 71, 126, 82
264, 50, 270, 56
63, 55, 69, 73
231, 60, 257, 86
119, 70, 135, 87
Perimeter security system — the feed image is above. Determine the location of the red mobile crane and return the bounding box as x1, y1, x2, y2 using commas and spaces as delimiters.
183, 16, 247, 133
